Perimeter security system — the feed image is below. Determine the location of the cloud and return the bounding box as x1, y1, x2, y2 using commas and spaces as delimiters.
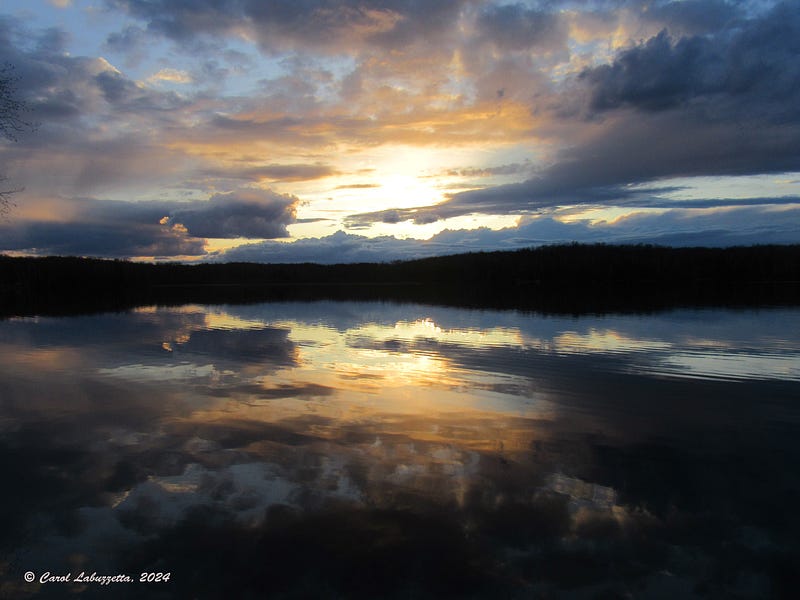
147, 68, 193, 84
0, 188, 299, 257
0, 219, 205, 258
94, 68, 190, 113
104, 25, 150, 67
335, 183, 380, 190
211, 230, 449, 264
581, 11, 800, 117
0, 195, 195, 257
166, 188, 299, 239
0, 20, 204, 196
342, 181, 682, 227
104, 0, 468, 53
444, 162, 532, 179
104, 25, 147, 53
10, 196, 791, 261
2, 1, 799, 256
0, 21, 186, 125
217, 206, 800, 264
0, 3, 556, 204
643, 0, 743, 36
475, 4, 568, 54
199, 164, 338, 183
346, 2, 800, 224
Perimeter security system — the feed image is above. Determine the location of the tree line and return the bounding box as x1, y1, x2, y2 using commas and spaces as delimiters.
1, 243, 799, 316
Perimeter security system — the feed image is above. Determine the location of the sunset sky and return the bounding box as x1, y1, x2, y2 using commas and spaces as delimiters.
1, 0, 799, 262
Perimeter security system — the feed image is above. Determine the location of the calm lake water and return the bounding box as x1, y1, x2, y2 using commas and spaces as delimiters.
1, 302, 799, 599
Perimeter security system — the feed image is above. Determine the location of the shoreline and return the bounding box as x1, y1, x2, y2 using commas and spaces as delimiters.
2, 243, 799, 317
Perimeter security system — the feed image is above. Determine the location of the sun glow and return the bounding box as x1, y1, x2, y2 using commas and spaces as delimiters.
376, 173, 441, 208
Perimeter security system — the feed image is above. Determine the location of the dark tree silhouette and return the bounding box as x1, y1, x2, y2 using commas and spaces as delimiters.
1, 244, 798, 317
0, 64, 31, 216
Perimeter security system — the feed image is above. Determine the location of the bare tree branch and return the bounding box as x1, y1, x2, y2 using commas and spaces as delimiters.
1, 63, 33, 217
0, 64, 33, 141
1, 176, 22, 219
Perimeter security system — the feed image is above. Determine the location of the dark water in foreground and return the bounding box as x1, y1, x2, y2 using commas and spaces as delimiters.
1, 302, 799, 599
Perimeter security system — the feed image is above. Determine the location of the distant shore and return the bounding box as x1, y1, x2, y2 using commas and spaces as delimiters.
2, 243, 799, 317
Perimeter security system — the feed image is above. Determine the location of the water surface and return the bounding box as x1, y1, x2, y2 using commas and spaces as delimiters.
1, 302, 799, 598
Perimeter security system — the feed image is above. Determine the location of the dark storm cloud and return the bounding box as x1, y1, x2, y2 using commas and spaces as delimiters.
87, 189, 299, 241
0, 219, 205, 257
582, 8, 800, 116
0, 190, 299, 257
167, 188, 298, 239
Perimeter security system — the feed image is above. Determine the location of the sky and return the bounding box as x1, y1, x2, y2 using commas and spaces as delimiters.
0, 0, 798, 263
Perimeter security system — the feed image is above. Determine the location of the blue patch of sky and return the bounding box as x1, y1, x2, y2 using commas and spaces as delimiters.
634, 173, 800, 202
6, 0, 121, 59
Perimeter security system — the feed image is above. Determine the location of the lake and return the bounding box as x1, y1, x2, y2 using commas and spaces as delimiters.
1, 302, 799, 598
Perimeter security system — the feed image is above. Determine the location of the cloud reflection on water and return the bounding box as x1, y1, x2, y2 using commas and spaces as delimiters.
1, 303, 799, 598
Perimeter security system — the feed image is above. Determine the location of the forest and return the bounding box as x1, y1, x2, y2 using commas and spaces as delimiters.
1, 243, 799, 316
